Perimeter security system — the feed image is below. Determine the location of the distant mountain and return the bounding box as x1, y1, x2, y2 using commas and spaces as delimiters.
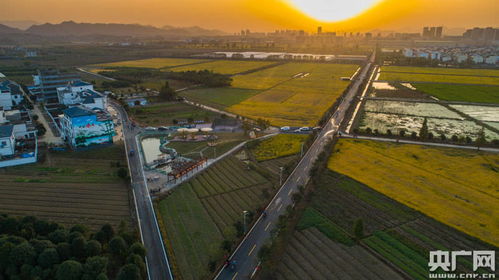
26, 21, 226, 38
161, 25, 226, 36
0, 20, 39, 30
0, 24, 23, 34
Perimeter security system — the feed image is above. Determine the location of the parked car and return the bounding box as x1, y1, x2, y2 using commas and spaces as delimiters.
296, 127, 311, 132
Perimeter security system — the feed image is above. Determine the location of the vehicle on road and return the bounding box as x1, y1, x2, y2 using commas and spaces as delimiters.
280, 126, 291, 131
158, 126, 169, 131
129, 150, 135, 157
295, 127, 311, 133
145, 127, 157, 131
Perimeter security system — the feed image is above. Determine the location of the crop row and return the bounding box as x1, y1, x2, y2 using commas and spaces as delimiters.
278, 228, 403, 280
363, 231, 428, 280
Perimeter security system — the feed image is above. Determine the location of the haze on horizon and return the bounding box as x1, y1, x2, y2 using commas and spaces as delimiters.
1, 0, 497, 33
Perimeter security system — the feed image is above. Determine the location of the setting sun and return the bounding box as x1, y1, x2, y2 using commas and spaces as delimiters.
285, 0, 382, 22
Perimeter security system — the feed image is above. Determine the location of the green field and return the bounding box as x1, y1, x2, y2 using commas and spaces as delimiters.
156, 155, 278, 279
169, 60, 276, 75
381, 66, 499, 77
251, 134, 308, 161
415, 83, 499, 104
0, 144, 131, 230
379, 71, 499, 85
130, 102, 219, 126
229, 63, 358, 126
95, 57, 210, 69
179, 87, 260, 108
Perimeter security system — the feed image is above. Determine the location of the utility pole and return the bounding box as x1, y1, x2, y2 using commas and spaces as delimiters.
243, 210, 249, 234
279, 166, 284, 186
300, 143, 304, 157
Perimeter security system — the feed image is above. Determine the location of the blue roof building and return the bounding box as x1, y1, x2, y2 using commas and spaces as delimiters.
60, 106, 115, 149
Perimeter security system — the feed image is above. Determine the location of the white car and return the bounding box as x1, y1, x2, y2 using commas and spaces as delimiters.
280, 126, 291, 131
145, 127, 157, 131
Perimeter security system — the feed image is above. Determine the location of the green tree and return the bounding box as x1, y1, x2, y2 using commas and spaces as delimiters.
128, 243, 146, 258
109, 237, 127, 258
159, 81, 176, 101
85, 240, 102, 257
117, 168, 128, 179
419, 118, 429, 140
56, 260, 83, 280
48, 229, 68, 244
353, 219, 364, 241
126, 254, 146, 277
37, 248, 60, 268
100, 224, 115, 243
117, 264, 141, 280
10, 242, 36, 266
96, 273, 109, 280
475, 127, 487, 150
71, 237, 87, 259
83, 256, 108, 279
56, 242, 71, 261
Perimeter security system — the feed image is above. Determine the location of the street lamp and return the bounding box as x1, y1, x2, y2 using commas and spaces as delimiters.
243, 210, 249, 234
279, 167, 284, 186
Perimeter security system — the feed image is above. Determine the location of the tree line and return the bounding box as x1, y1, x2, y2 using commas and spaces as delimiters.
0, 214, 146, 280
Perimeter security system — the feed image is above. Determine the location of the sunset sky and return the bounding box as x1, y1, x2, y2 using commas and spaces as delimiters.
1, 0, 497, 33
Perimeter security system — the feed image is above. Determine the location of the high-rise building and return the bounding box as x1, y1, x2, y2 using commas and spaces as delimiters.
435, 27, 443, 38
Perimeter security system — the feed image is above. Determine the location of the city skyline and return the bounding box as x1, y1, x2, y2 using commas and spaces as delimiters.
1, 0, 497, 33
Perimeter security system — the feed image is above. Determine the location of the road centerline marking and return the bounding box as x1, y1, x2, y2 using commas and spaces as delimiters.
248, 244, 257, 256
265, 222, 272, 231
231, 272, 238, 280
288, 189, 293, 196
277, 203, 283, 212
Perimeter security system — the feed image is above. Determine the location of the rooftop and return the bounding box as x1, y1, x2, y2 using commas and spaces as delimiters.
0, 125, 14, 138
63, 106, 94, 118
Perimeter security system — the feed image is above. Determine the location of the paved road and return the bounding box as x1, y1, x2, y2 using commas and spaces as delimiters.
110, 101, 173, 280
214, 57, 375, 280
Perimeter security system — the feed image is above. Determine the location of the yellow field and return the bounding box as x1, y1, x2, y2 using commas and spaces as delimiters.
229, 63, 358, 126
382, 66, 499, 77
169, 60, 276, 75
328, 139, 499, 246
252, 134, 308, 161
95, 57, 210, 69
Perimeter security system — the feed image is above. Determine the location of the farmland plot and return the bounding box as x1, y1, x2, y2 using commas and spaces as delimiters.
328, 139, 499, 246
251, 134, 308, 161
415, 83, 499, 104
0, 145, 131, 230
95, 57, 210, 69
381, 66, 499, 77
276, 228, 403, 280
378, 71, 499, 86
156, 155, 277, 280
272, 167, 497, 280
229, 63, 357, 126
169, 60, 277, 75
450, 104, 499, 122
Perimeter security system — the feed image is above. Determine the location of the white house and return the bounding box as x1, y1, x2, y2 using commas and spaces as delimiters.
455, 54, 468, 63
471, 54, 484, 64
441, 55, 452, 62
57, 81, 107, 110
485, 56, 498, 65
0, 125, 15, 157
0, 80, 24, 110
403, 48, 414, 57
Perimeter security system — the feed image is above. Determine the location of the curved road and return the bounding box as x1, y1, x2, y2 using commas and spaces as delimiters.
214, 56, 375, 280
111, 101, 173, 280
